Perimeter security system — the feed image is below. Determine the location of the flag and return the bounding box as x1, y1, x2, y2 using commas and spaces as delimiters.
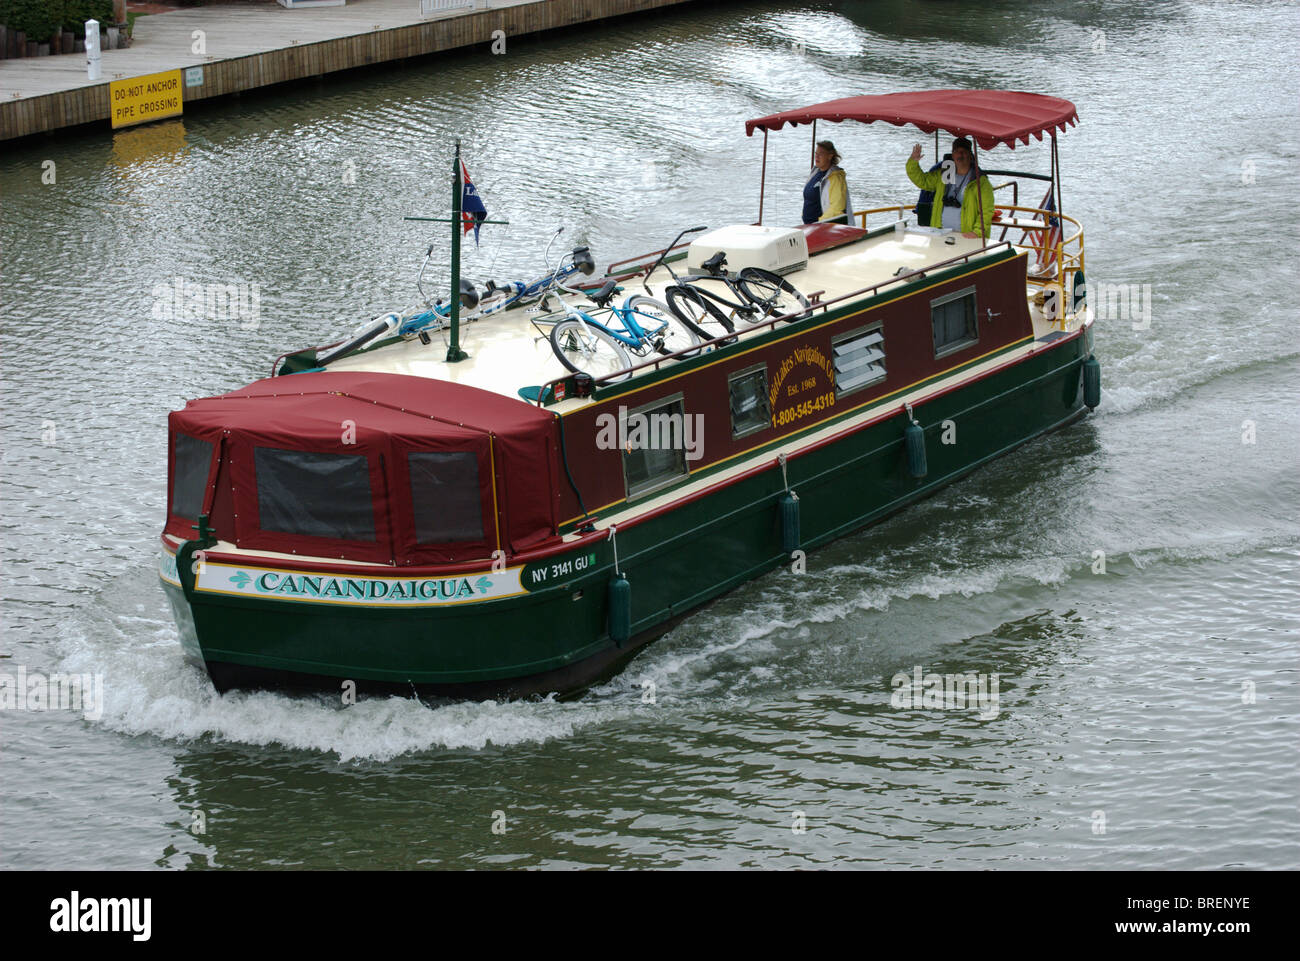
461, 160, 487, 245
1035, 183, 1061, 274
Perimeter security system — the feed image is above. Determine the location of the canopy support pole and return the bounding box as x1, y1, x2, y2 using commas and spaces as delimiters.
973, 140, 985, 241
758, 128, 768, 225
1052, 132, 1062, 216
810, 120, 817, 167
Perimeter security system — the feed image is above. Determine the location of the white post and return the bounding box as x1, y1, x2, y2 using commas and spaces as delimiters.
86, 19, 101, 81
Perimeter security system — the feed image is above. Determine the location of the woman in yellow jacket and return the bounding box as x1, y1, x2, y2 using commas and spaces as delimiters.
906, 137, 994, 238
802, 141, 853, 225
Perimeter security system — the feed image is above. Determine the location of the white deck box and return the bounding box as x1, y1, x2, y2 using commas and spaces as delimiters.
685, 224, 809, 276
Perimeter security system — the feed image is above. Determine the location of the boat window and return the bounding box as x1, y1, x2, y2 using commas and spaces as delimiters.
931, 286, 978, 358
622, 394, 690, 498
171, 433, 214, 519
408, 451, 485, 544
254, 447, 376, 541
833, 325, 886, 397
728, 364, 770, 438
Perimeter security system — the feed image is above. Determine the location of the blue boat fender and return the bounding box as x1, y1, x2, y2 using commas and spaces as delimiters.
1083, 354, 1101, 410
607, 525, 631, 646
780, 492, 801, 555
608, 576, 631, 647
903, 403, 927, 478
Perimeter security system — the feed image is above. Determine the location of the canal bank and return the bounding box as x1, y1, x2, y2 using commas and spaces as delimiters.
0, 0, 698, 141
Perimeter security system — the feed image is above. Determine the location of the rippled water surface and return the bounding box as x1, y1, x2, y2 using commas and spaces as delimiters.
2, 0, 1298, 869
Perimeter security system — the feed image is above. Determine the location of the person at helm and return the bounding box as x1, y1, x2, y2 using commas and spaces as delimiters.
906, 137, 994, 238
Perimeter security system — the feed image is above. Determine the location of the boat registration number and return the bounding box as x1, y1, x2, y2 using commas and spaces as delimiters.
525, 551, 598, 588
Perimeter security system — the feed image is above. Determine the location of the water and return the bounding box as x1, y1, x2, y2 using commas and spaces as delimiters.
2, 0, 1297, 869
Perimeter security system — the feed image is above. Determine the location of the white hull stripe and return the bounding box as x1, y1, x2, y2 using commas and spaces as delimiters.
158, 552, 526, 607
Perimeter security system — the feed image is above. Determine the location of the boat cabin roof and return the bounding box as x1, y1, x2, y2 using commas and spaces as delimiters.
324, 224, 998, 407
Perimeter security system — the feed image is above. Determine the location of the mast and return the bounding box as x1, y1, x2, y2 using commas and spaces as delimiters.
447, 140, 468, 363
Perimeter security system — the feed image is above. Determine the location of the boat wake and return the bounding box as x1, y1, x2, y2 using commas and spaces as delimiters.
55, 570, 640, 762
58, 512, 1296, 762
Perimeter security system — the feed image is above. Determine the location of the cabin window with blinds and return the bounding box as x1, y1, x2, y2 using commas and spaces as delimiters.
408, 451, 484, 544
728, 364, 770, 438
833, 325, 886, 397
622, 394, 691, 499
931, 286, 978, 358
254, 447, 376, 541
171, 433, 214, 519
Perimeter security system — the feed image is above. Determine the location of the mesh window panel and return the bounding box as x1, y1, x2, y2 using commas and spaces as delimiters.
408, 451, 485, 544
933, 295, 976, 353
623, 401, 689, 495
729, 370, 769, 436
254, 447, 376, 541
172, 434, 214, 520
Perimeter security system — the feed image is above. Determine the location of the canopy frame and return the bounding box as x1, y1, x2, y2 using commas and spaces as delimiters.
751, 90, 1075, 229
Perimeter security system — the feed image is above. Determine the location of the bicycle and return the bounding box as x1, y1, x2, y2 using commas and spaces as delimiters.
319, 244, 480, 364
475, 228, 596, 315
643, 226, 812, 343
545, 273, 702, 382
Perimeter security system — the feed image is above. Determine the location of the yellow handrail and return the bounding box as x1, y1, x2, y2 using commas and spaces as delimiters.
852, 202, 1086, 330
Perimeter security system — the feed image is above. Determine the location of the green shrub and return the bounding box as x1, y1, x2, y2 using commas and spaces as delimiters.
0, 0, 115, 42
60, 1, 116, 37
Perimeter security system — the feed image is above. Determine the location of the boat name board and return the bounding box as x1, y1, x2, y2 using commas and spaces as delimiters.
158, 551, 527, 607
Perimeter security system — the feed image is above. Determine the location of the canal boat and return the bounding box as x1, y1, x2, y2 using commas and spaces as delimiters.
159, 90, 1099, 699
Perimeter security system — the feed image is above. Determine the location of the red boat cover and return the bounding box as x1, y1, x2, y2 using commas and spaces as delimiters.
166, 371, 561, 565
745, 90, 1078, 150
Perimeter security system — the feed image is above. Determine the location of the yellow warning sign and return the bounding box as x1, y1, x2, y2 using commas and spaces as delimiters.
109, 70, 183, 129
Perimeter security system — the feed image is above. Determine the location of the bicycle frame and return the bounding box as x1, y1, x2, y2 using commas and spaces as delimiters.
483, 228, 596, 315
547, 267, 671, 362
677, 273, 763, 322
592, 299, 671, 351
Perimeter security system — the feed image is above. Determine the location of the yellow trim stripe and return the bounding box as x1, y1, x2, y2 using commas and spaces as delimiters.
489, 434, 502, 555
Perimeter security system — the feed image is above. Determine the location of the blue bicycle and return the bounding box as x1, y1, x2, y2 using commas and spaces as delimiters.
396, 277, 481, 340
477, 228, 597, 315
545, 273, 702, 381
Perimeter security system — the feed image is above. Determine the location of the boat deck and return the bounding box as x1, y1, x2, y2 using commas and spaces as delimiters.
325, 222, 1078, 402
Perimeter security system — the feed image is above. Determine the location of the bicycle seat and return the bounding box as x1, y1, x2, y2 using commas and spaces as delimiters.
590, 279, 620, 307
701, 251, 727, 275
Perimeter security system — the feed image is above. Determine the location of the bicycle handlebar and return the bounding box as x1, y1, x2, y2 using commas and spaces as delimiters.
641, 225, 708, 293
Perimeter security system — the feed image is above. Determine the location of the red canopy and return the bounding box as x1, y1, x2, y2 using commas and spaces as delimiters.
167, 371, 561, 565
745, 90, 1078, 150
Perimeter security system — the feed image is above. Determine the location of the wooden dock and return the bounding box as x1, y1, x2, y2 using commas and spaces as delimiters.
0, 0, 698, 141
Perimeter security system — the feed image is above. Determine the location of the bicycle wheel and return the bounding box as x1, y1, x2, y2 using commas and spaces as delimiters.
665, 285, 737, 345
549, 318, 632, 381
624, 295, 703, 358
737, 268, 812, 323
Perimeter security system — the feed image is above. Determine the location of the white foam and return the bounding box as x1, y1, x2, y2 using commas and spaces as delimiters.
56, 607, 635, 762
